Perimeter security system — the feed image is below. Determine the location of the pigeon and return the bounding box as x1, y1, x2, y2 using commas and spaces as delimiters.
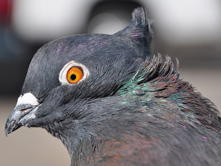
5, 7, 221, 166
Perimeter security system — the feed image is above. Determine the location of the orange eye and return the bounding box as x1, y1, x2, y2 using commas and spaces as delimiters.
66, 67, 83, 84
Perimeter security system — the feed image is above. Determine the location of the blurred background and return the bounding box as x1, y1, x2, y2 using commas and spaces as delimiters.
0, 0, 220, 165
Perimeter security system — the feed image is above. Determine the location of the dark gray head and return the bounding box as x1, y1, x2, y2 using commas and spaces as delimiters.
5, 8, 152, 135
5, 8, 221, 166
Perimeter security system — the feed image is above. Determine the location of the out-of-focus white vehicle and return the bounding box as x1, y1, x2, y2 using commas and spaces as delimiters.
13, 0, 221, 45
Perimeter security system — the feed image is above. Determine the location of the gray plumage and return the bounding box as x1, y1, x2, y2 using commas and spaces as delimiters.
5, 7, 221, 166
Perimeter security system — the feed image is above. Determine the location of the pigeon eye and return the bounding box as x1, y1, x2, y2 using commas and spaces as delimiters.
59, 61, 90, 85
67, 67, 83, 84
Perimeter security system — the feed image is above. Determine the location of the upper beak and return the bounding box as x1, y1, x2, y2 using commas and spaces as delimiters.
5, 104, 38, 136
5, 92, 39, 136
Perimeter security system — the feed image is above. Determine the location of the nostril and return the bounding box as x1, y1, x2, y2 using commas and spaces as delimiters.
20, 107, 32, 112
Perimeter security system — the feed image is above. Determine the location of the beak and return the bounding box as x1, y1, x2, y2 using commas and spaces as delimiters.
5, 92, 39, 136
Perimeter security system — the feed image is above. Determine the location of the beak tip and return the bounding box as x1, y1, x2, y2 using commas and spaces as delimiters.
5, 129, 9, 137
5, 119, 21, 137
5, 125, 10, 137
5, 130, 8, 137
5, 120, 13, 137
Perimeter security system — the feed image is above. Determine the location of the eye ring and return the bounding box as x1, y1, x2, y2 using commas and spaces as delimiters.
59, 61, 90, 85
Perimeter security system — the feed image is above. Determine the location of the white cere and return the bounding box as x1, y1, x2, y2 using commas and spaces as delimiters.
17, 92, 39, 106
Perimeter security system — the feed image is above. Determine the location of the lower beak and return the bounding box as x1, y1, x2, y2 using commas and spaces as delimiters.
5, 104, 38, 136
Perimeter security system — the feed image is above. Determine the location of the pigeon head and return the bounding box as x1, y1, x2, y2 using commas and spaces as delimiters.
5, 8, 152, 135
5, 7, 221, 166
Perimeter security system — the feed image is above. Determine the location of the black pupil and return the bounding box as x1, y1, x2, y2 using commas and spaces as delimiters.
70, 74, 76, 80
